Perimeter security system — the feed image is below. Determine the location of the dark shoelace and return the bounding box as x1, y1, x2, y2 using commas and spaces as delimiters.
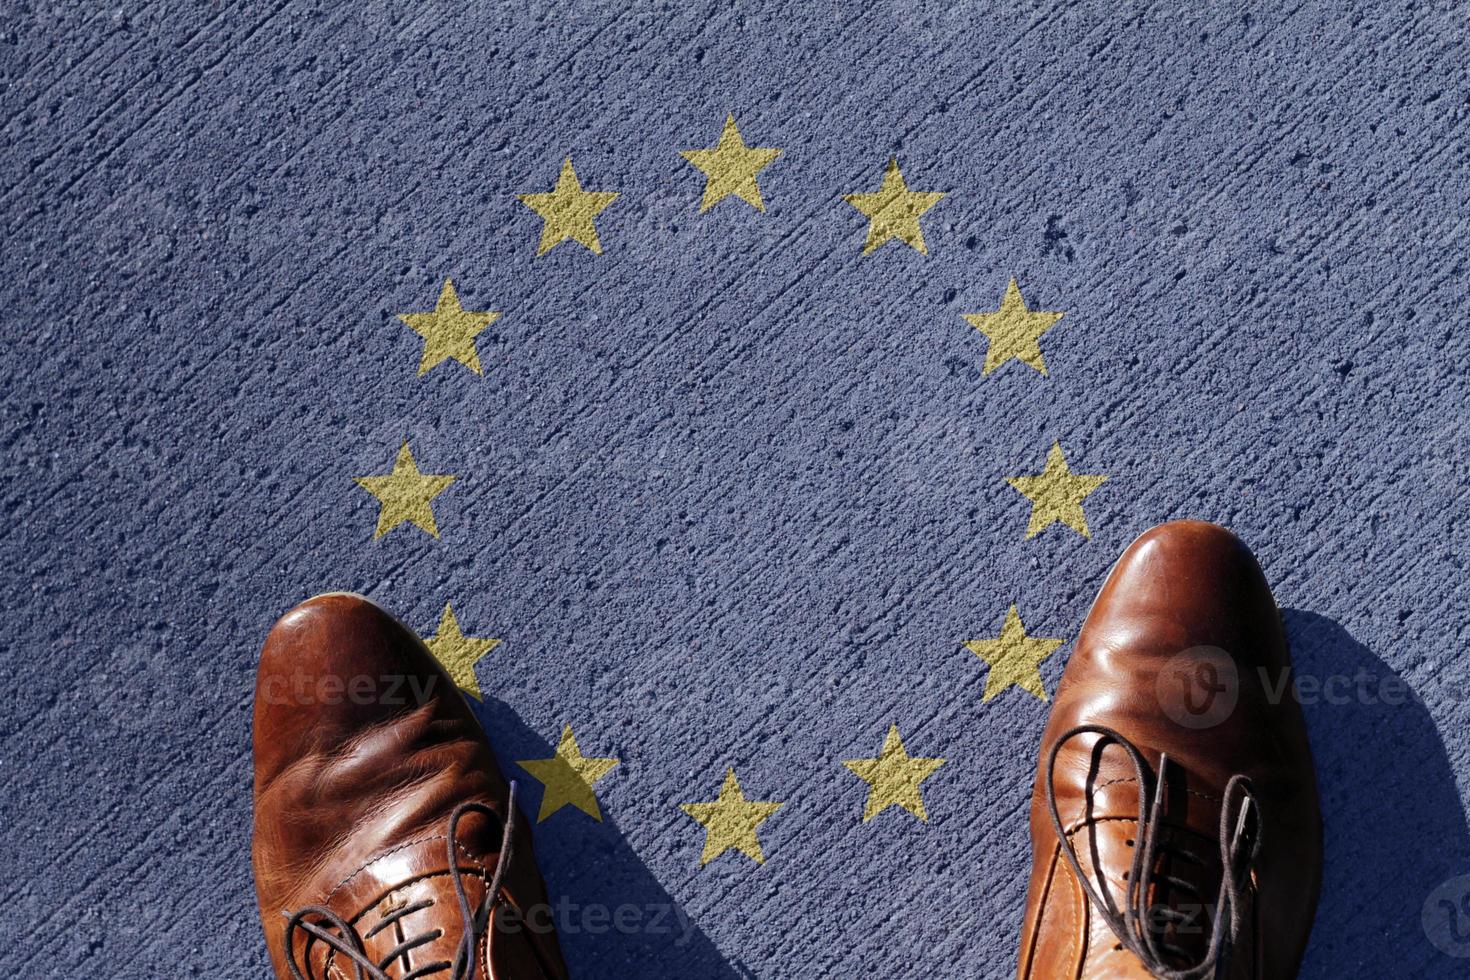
1045, 726, 1261, 980
281, 781, 519, 980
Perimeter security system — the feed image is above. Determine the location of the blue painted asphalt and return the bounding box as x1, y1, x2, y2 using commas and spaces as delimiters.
2, 3, 1467, 976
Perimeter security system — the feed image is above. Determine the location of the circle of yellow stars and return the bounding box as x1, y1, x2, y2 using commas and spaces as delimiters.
335, 111, 1120, 870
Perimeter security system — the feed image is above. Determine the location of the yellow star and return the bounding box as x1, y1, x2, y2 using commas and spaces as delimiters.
965, 606, 1065, 702
843, 157, 946, 255
353, 442, 456, 540
424, 603, 500, 700
396, 279, 501, 377
1006, 442, 1108, 539
680, 768, 784, 866
962, 278, 1065, 376
679, 114, 782, 213
517, 724, 620, 822
517, 157, 619, 256
843, 724, 946, 822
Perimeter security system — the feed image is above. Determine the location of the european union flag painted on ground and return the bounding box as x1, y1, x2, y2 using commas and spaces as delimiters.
3, 3, 1469, 976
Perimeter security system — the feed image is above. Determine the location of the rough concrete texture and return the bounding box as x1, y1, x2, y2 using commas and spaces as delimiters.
2, 2, 1468, 977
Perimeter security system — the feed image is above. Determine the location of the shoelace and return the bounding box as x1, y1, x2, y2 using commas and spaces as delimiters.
1045, 726, 1261, 980
281, 781, 519, 980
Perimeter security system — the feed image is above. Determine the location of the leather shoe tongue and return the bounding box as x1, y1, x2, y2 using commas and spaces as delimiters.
1052, 748, 1231, 969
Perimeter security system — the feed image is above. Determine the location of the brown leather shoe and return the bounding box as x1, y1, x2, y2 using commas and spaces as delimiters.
1017, 521, 1322, 979
252, 593, 568, 979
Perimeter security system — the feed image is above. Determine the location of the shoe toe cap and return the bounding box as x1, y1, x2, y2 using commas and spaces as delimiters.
252, 592, 448, 775
1080, 520, 1283, 665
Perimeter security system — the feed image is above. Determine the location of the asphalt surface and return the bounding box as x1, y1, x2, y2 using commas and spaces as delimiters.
2, 2, 1468, 976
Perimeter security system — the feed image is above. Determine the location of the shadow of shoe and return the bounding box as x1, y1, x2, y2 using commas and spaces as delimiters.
465, 696, 747, 979
1286, 609, 1470, 977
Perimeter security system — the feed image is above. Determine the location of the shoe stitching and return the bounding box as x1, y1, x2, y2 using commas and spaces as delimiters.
1088, 775, 1224, 804
1059, 813, 1218, 845
1057, 827, 1127, 976
1020, 844, 1056, 978
480, 915, 491, 980
1021, 843, 1086, 979
1057, 844, 1083, 979
323, 835, 483, 903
